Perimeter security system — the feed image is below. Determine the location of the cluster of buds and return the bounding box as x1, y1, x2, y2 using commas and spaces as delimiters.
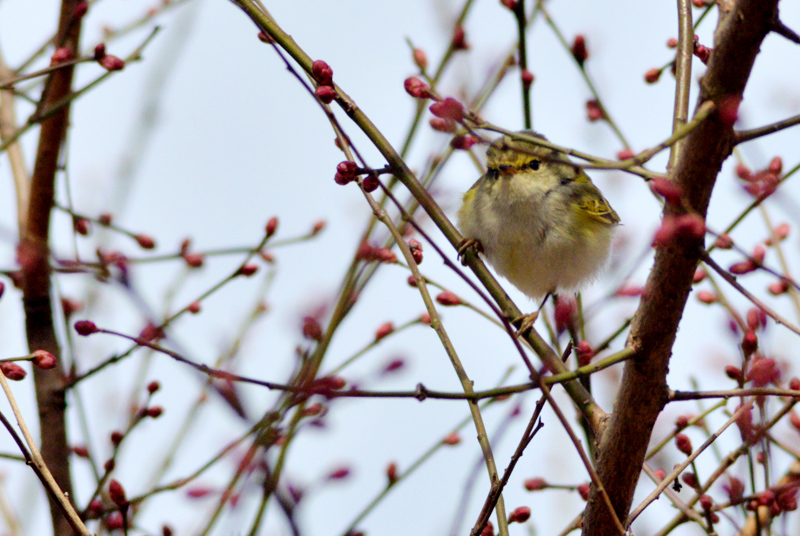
180, 238, 204, 268
735, 157, 782, 199
652, 213, 705, 248
356, 242, 397, 264
94, 43, 125, 71
312, 60, 336, 104
745, 486, 799, 515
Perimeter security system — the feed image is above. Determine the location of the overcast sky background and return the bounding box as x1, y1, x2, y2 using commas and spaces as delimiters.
1, 0, 800, 535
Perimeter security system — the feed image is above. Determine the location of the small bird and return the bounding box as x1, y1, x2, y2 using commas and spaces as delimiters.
457, 131, 620, 302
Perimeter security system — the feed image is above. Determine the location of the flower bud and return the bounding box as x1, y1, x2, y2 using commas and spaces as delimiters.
524, 477, 547, 491
571, 35, 588, 66
675, 433, 693, 455
404, 77, 431, 99
577, 483, 590, 501
586, 99, 604, 121
521, 69, 534, 90
74, 320, 99, 336
442, 432, 460, 445
109, 479, 128, 506
412, 48, 428, 70
32, 350, 57, 369
374, 322, 394, 341
429, 97, 465, 122
99, 55, 125, 71
436, 291, 461, 306
315, 85, 336, 104
507, 506, 531, 523
0, 363, 26, 381
451, 26, 468, 50
311, 60, 334, 86
134, 234, 156, 249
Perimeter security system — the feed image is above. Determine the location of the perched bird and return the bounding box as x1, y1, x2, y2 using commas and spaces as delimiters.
457, 131, 620, 301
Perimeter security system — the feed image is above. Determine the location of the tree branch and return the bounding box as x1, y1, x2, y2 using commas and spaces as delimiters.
582, 1, 779, 534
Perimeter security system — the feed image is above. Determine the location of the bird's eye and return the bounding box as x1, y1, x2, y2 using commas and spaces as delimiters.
528, 159, 540, 171
486, 168, 499, 180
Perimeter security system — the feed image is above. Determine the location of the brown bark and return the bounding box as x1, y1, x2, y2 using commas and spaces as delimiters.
23, 1, 84, 534
582, 1, 779, 534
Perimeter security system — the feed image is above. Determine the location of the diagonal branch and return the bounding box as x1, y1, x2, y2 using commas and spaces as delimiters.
582, 1, 780, 535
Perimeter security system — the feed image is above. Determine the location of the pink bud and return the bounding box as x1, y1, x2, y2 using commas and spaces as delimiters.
315, 85, 336, 104
134, 234, 156, 249
768, 280, 789, 295
412, 48, 428, 70
442, 432, 460, 445
408, 239, 423, 264
183, 253, 204, 268
386, 462, 399, 484
746, 356, 780, 386
666, 38, 678, 48
73, 1, 88, 19
99, 55, 125, 71
94, 43, 106, 60
237, 264, 258, 277
586, 99, 604, 121
109, 479, 127, 506
451, 26, 468, 50
436, 291, 461, 306
450, 135, 477, 150
693, 269, 707, 283
571, 35, 588, 66
74, 320, 99, 336
257, 32, 274, 44
311, 60, 334, 85
147, 381, 160, 393
507, 506, 531, 524
575, 340, 594, 366
0, 363, 26, 381
650, 177, 682, 205
524, 477, 547, 491
430, 118, 457, 133
675, 433, 693, 455
32, 350, 57, 369
714, 234, 733, 249
735, 163, 753, 181
73, 217, 90, 236
725, 365, 742, 382
768, 156, 783, 175
741, 331, 759, 355
374, 322, 394, 341
718, 95, 741, 127
681, 472, 698, 487
404, 77, 431, 99
302, 316, 323, 341
616, 148, 635, 160
429, 97, 465, 122
521, 69, 534, 90
729, 260, 756, 275
328, 467, 351, 480
696, 291, 717, 304
311, 220, 327, 235
362, 174, 380, 193
51, 47, 72, 65
265, 217, 278, 238
419, 313, 431, 324
188, 301, 201, 314
577, 483, 590, 501
146, 406, 163, 418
